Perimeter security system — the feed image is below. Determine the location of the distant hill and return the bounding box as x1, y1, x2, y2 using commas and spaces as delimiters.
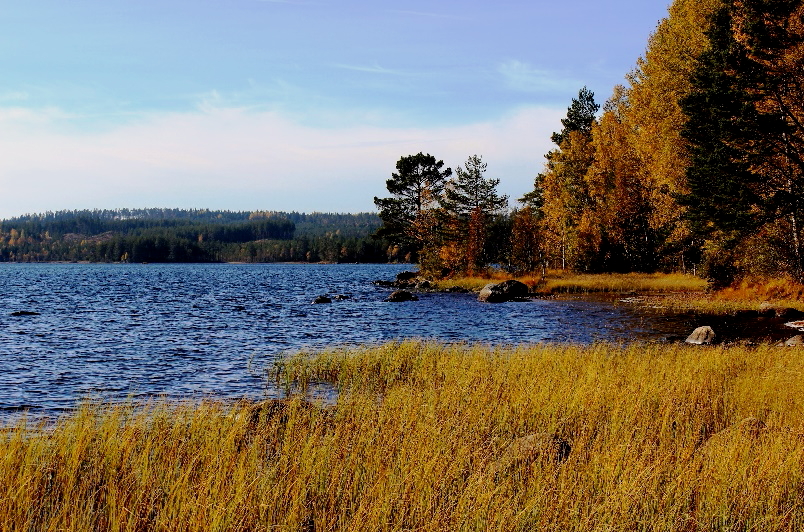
0, 208, 391, 263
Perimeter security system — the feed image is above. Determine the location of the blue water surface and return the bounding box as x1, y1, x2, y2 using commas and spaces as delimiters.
0, 263, 670, 418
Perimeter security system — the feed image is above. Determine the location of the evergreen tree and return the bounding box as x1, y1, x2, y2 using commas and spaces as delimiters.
679, 6, 760, 239
439, 155, 508, 274
441, 155, 508, 217
373, 152, 452, 262
678, 2, 804, 282
550, 87, 600, 146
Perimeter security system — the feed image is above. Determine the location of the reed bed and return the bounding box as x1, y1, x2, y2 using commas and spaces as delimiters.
537, 272, 708, 294
4, 340, 804, 530
434, 271, 707, 295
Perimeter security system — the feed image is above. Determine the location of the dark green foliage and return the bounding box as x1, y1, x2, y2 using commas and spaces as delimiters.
678, 2, 804, 282
374, 153, 452, 256
518, 174, 545, 211
0, 209, 390, 263
678, 6, 762, 238
550, 87, 600, 146
441, 155, 507, 217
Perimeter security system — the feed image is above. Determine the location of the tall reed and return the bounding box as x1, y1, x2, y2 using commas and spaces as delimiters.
3, 341, 804, 530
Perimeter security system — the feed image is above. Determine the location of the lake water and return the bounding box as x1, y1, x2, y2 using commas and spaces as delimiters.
0, 263, 681, 419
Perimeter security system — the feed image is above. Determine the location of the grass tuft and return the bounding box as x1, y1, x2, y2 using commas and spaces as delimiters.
4, 341, 804, 530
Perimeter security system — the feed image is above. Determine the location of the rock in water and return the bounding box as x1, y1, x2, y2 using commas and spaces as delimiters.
685, 326, 716, 345
395, 271, 419, 283
759, 301, 804, 319
10, 310, 40, 317
385, 290, 418, 302
311, 295, 332, 304
478, 280, 529, 303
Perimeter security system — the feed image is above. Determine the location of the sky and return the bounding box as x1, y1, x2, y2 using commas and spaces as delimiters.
0, 0, 671, 219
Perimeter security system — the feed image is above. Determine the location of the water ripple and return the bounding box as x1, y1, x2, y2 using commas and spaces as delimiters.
0, 263, 680, 420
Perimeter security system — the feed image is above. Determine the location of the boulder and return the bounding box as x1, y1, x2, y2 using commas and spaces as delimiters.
758, 301, 804, 319
395, 271, 419, 283
385, 290, 418, 302
685, 326, 716, 345
776, 335, 804, 347
311, 295, 332, 304
333, 294, 351, 301
445, 286, 470, 293
478, 280, 529, 303
415, 279, 432, 289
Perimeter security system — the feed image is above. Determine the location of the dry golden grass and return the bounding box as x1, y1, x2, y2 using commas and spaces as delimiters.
434, 271, 707, 295
537, 271, 708, 294
4, 341, 804, 530
640, 276, 804, 314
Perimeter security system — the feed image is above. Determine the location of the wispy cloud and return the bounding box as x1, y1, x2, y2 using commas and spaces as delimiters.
0, 104, 563, 217
498, 60, 579, 93
331, 63, 414, 77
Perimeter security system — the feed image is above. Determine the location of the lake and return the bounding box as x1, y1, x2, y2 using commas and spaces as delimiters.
0, 263, 683, 419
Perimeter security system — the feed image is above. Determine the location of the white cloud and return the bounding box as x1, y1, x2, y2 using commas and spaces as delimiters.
0, 105, 563, 217
498, 59, 579, 93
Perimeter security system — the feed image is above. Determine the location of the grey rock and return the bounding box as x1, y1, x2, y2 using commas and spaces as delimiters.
685, 326, 716, 345
776, 335, 804, 347
478, 280, 529, 303
385, 290, 418, 302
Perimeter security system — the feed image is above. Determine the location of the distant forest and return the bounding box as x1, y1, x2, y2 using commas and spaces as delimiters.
0, 209, 392, 263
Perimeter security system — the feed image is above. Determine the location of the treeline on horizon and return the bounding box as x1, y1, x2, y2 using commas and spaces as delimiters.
373, 0, 804, 286
0, 209, 391, 263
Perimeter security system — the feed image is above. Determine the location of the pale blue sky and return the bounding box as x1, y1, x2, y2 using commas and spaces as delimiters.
1, 0, 670, 218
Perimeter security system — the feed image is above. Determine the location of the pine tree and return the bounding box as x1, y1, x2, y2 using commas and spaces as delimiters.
373, 153, 452, 262
439, 155, 508, 274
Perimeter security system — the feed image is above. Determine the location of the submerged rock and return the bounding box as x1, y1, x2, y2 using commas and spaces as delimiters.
385, 290, 418, 302
685, 326, 716, 345
10, 310, 40, 317
478, 280, 529, 303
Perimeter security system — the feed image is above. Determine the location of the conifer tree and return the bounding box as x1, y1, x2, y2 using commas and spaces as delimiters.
440, 155, 508, 274
374, 153, 452, 262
